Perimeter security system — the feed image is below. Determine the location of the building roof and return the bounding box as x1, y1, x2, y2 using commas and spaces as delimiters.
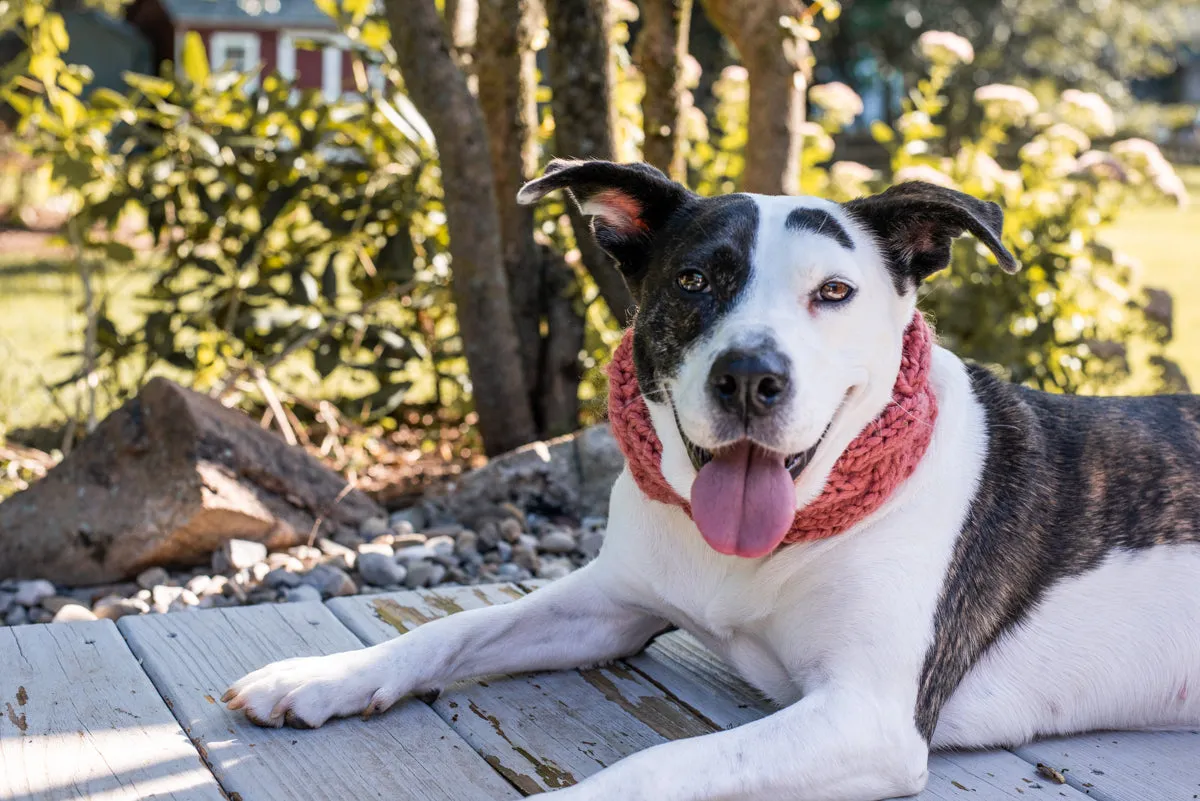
160, 0, 336, 29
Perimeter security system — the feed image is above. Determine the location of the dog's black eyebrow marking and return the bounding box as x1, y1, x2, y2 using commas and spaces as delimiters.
785, 207, 854, 251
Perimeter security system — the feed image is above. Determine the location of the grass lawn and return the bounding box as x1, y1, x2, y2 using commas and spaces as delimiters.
0, 248, 154, 435
1102, 165, 1200, 385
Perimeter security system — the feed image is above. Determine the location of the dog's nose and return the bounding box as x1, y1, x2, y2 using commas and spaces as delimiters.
708, 349, 791, 419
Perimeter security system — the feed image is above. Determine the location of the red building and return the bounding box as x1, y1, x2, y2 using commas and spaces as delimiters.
126, 0, 363, 99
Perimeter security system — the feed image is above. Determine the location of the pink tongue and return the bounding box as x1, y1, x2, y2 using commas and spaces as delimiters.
691, 441, 797, 558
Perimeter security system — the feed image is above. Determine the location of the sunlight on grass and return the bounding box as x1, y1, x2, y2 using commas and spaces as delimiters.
0, 252, 153, 433
1104, 165, 1200, 388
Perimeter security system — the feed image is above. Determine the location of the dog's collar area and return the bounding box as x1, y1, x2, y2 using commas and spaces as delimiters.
607, 311, 939, 549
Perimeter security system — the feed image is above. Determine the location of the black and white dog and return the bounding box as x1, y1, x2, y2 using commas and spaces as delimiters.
224, 160, 1200, 801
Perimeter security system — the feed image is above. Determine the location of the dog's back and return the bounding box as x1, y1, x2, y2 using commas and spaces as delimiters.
927, 366, 1200, 747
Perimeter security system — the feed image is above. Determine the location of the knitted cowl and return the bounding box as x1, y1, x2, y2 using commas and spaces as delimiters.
606, 311, 938, 546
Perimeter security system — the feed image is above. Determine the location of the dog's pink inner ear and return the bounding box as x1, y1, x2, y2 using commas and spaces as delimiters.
581, 189, 650, 236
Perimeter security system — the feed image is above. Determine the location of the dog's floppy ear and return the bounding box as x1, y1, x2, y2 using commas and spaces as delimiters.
517, 159, 693, 282
843, 181, 1019, 288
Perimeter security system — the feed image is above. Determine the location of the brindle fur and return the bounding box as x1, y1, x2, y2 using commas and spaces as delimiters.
917, 365, 1200, 739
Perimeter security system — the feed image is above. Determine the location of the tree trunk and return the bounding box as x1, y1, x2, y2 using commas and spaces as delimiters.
702, 0, 810, 195
384, 0, 538, 455
544, 0, 636, 323
635, 0, 693, 181
688, 2, 732, 123
475, 0, 544, 415
537, 247, 587, 437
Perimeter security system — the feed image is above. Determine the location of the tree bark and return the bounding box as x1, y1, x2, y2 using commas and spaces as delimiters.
538, 247, 587, 437
384, 0, 538, 455
702, 0, 810, 195
475, 0, 544, 413
635, 0, 693, 181
544, 0, 636, 323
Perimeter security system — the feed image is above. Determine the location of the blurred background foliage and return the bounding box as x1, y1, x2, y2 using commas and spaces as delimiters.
0, 0, 1197, 499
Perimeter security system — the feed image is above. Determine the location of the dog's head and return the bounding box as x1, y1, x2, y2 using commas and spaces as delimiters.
519, 160, 1017, 557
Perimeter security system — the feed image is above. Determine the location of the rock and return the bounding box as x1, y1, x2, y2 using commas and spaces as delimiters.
250, 562, 271, 583
136, 567, 170, 590
392, 533, 427, 549
0, 591, 13, 615
537, 558, 573, 581
429, 433, 583, 529
53, 604, 99, 623
513, 544, 539, 573
286, 546, 322, 566
41, 595, 80, 614
428, 564, 447, 586
539, 530, 577, 554
357, 542, 394, 557
285, 584, 323, 603
151, 585, 189, 613
404, 560, 437, 589
268, 552, 305, 571
357, 552, 407, 587
495, 563, 530, 581
423, 523, 464, 539
264, 568, 302, 589
186, 575, 215, 596
359, 517, 390, 540
495, 541, 513, 562
213, 539, 268, 573
499, 518, 523, 543
389, 506, 427, 533
477, 522, 500, 549
394, 544, 435, 564
575, 423, 625, 516
316, 538, 357, 570
93, 595, 150, 620
5, 606, 29, 626
455, 529, 479, 556
0, 377, 384, 584
426, 535, 456, 558
29, 608, 55, 624
302, 564, 357, 598
578, 529, 605, 560
15, 579, 56, 607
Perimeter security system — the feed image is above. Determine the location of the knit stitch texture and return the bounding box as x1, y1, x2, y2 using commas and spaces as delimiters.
606, 311, 938, 544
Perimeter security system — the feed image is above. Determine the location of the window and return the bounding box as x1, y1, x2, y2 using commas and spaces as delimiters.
209, 32, 260, 89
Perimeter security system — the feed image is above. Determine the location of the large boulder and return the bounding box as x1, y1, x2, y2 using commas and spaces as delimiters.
0, 378, 383, 584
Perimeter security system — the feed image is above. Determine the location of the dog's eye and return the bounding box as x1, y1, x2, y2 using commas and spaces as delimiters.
817, 280, 854, 303
677, 269, 710, 294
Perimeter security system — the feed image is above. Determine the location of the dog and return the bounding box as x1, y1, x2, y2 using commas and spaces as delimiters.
223, 160, 1200, 801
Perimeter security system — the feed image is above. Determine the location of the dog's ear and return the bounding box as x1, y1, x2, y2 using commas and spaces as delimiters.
517, 159, 693, 282
843, 181, 1019, 288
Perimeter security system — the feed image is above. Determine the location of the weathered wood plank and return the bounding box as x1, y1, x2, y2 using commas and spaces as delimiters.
328, 584, 716, 794
1015, 730, 1200, 801
118, 602, 519, 801
631, 629, 1094, 801
0, 620, 223, 801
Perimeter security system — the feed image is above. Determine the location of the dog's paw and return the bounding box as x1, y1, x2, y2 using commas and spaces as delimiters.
222, 651, 406, 728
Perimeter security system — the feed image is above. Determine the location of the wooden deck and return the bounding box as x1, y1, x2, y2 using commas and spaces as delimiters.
2, 581, 1197, 800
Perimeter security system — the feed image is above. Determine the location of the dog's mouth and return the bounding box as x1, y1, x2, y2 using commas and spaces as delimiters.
673, 407, 829, 482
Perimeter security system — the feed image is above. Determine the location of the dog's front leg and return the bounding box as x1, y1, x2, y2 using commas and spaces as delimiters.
549, 690, 930, 801
223, 562, 667, 728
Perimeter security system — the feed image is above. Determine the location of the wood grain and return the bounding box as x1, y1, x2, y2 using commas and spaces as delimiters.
118, 602, 518, 801
328, 584, 716, 793
0, 620, 223, 801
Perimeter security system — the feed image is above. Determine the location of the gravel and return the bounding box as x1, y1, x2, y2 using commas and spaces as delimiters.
0, 499, 608, 628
